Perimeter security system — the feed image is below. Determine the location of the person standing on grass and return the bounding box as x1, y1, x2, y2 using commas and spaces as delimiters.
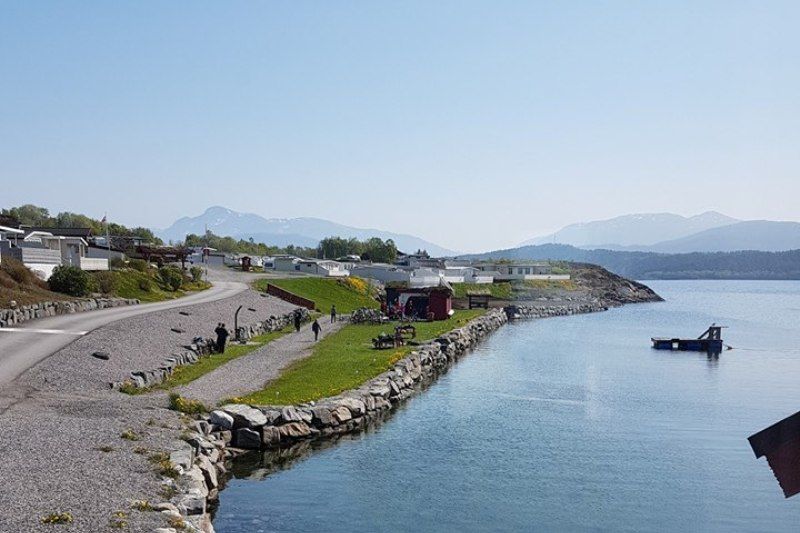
293, 310, 302, 332
330, 304, 337, 324
312, 319, 322, 341
215, 323, 229, 354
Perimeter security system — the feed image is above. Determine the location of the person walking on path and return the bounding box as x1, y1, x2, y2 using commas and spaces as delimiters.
312, 319, 322, 341
330, 304, 337, 324
293, 310, 302, 332
215, 323, 230, 353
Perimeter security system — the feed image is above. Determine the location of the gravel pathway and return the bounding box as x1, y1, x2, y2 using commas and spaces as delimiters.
177, 319, 346, 405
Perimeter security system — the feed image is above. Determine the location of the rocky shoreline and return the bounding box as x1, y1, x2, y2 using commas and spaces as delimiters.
164, 299, 648, 532
0, 297, 140, 327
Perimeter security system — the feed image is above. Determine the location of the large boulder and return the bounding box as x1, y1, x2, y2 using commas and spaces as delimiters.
261, 426, 281, 446
310, 406, 333, 427
233, 428, 262, 450
220, 404, 267, 429
336, 397, 366, 416
278, 422, 312, 440
196, 455, 219, 489
331, 406, 352, 424
280, 406, 312, 424
209, 410, 234, 430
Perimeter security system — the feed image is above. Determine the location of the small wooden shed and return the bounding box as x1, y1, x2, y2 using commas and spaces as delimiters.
385, 283, 454, 321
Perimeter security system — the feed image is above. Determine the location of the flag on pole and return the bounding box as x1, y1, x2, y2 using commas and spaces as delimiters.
102, 213, 110, 253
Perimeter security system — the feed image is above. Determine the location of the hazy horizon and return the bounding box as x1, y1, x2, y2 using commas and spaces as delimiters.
2, 2, 798, 252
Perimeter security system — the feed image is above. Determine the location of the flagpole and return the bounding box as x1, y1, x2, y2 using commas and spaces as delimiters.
105, 213, 110, 259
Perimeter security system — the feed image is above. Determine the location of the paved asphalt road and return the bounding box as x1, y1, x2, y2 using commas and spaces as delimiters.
0, 280, 246, 387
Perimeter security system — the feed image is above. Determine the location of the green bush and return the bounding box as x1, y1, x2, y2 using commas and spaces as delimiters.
49, 266, 92, 297
189, 266, 203, 283
128, 259, 149, 272
138, 278, 152, 292
93, 271, 118, 294
108, 257, 125, 269
168, 393, 207, 415
158, 266, 184, 291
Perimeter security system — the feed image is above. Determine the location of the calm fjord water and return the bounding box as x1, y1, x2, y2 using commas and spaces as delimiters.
216, 281, 800, 532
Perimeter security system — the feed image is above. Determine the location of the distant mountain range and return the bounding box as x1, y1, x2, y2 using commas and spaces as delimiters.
158, 206, 457, 257
466, 244, 800, 280
522, 212, 800, 253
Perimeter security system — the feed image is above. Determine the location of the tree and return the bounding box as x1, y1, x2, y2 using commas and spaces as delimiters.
1, 204, 50, 226
360, 238, 397, 263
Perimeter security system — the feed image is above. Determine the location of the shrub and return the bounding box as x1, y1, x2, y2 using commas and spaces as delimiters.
120, 428, 140, 441
128, 258, 149, 272
168, 393, 207, 415
131, 500, 153, 512
158, 266, 184, 292
189, 266, 203, 283
137, 278, 152, 292
41, 512, 73, 525
108, 257, 125, 269
48, 265, 92, 297
92, 271, 118, 294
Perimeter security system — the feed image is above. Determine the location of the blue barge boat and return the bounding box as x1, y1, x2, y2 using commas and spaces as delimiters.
651, 324, 725, 352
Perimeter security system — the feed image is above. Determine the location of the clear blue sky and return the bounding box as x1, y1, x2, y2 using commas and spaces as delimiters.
1, 1, 798, 252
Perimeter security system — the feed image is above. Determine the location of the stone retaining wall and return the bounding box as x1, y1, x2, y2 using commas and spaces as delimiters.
0, 297, 140, 328
508, 302, 610, 319
110, 308, 310, 390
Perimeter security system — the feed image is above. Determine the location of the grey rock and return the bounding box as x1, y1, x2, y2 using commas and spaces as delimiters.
209, 410, 234, 430
261, 426, 281, 446
310, 406, 333, 427
279, 406, 307, 423
336, 397, 366, 416
197, 455, 219, 489
331, 406, 352, 424
233, 427, 261, 449
170, 447, 194, 472
220, 404, 267, 428
278, 421, 312, 440
152, 502, 179, 513
258, 408, 282, 425
178, 493, 206, 515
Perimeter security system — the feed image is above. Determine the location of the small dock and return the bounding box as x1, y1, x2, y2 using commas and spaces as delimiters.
651, 325, 725, 353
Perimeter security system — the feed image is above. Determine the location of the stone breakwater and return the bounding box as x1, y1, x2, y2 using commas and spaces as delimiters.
0, 297, 139, 328
509, 302, 611, 319
110, 308, 310, 391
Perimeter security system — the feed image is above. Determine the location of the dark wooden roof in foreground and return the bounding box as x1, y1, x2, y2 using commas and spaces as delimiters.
749, 410, 800, 498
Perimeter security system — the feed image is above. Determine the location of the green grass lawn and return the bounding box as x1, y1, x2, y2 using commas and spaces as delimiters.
147, 326, 294, 390
254, 277, 378, 314
232, 310, 485, 406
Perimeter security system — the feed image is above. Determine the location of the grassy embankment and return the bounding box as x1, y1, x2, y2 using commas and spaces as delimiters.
231, 309, 485, 406
0, 258, 67, 307
254, 277, 379, 314
451, 279, 579, 300
98, 268, 211, 303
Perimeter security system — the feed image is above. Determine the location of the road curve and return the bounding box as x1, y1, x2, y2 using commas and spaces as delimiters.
0, 281, 247, 387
